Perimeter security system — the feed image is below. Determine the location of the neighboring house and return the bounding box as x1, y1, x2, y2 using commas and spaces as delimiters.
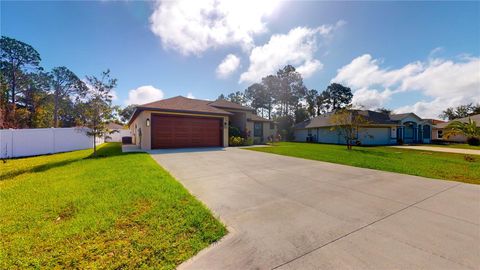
105, 123, 131, 142
128, 96, 276, 149
294, 110, 432, 145
433, 114, 480, 142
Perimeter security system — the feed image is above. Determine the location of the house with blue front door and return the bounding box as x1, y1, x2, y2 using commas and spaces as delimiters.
294, 110, 432, 145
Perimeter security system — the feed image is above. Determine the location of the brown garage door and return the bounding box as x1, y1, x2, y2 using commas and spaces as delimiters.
151, 114, 222, 149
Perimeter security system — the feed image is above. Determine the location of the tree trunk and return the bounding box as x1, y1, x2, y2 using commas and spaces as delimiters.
11, 62, 16, 119
93, 133, 97, 157
53, 91, 59, 127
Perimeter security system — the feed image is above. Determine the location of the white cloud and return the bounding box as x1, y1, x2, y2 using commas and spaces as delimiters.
149, 0, 280, 56
296, 59, 323, 79
110, 90, 118, 101
332, 54, 480, 118
216, 54, 241, 78
239, 22, 343, 83
351, 88, 394, 109
125, 85, 164, 105
186, 92, 195, 99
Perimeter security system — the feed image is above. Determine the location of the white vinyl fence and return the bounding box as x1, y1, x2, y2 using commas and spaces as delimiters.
0, 128, 104, 159
105, 129, 131, 142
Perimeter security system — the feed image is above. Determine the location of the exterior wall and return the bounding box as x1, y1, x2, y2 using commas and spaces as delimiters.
246, 120, 276, 144
130, 110, 228, 150
317, 127, 343, 144
294, 129, 309, 142
0, 127, 102, 158
262, 121, 276, 141
357, 127, 392, 145
130, 110, 151, 150
294, 126, 394, 145
246, 120, 254, 139
432, 128, 466, 142
230, 110, 248, 132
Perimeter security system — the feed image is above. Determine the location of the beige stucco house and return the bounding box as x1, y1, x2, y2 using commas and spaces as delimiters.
432, 114, 480, 142
128, 96, 276, 149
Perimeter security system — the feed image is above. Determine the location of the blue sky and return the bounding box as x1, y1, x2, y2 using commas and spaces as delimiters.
2, 1, 479, 118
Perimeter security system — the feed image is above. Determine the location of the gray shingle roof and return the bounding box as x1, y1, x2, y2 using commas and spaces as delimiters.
247, 114, 273, 122
139, 96, 232, 115
295, 110, 400, 129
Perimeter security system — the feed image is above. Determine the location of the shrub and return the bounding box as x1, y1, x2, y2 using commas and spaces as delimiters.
464, 155, 476, 162
229, 136, 245, 146
244, 138, 254, 146
467, 137, 480, 146
397, 138, 404, 145
229, 126, 241, 137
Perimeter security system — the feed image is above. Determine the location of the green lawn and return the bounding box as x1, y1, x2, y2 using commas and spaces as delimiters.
247, 142, 480, 185
427, 144, 480, 150
0, 143, 226, 269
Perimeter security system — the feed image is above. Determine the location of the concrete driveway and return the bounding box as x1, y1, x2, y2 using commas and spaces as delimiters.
150, 147, 480, 270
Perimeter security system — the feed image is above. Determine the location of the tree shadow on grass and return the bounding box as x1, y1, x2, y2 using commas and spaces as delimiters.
0, 144, 144, 181
0, 158, 85, 181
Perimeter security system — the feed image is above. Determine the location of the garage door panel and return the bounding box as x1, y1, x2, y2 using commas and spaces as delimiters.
152, 114, 222, 149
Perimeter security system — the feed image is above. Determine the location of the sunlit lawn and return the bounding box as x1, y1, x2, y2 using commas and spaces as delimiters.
247, 142, 480, 184
0, 143, 226, 269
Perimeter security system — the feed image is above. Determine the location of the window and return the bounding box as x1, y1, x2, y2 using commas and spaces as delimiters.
254, 122, 263, 137
270, 122, 275, 130
438, 130, 443, 139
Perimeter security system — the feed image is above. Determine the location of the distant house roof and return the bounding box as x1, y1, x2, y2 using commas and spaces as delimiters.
247, 114, 273, 122
128, 96, 270, 125
424, 119, 446, 125
295, 110, 414, 129
107, 122, 125, 130
436, 114, 480, 128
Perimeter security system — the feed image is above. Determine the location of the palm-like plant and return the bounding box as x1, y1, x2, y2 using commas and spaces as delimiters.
444, 117, 480, 145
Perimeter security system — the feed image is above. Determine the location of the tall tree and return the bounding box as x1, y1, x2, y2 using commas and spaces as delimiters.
21, 71, 51, 127
119, 104, 137, 124
305, 89, 318, 117
49, 66, 87, 127
314, 90, 332, 116
217, 93, 226, 100
260, 75, 278, 119
439, 103, 480, 120
275, 65, 307, 117
321, 83, 353, 112
0, 36, 41, 123
227, 91, 245, 105
245, 83, 269, 118
294, 107, 309, 124
76, 70, 117, 157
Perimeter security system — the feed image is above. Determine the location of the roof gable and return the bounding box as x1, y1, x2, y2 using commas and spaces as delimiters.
390, 112, 423, 122
138, 96, 232, 115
